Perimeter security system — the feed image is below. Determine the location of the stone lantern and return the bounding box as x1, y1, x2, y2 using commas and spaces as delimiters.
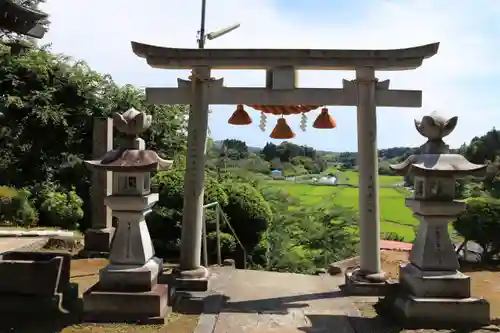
83, 108, 173, 323
389, 112, 489, 325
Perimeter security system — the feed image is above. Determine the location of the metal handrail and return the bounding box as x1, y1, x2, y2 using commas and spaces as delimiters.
202, 201, 248, 269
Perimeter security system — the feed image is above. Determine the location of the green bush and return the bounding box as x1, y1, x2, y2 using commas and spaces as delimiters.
148, 169, 274, 266
381, 232, 405, 242
453, 198, 500, 262
0, 186, 37, 227
39, 188, 84, 230
207, 231, 237, 260
147, 169, 229, 258
222, 181, 272, 256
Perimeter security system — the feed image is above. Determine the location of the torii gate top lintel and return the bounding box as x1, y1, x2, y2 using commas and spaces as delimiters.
131, 41, 439, 71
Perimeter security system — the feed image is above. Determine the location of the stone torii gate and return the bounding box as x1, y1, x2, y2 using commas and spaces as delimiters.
132, 42, 439, 291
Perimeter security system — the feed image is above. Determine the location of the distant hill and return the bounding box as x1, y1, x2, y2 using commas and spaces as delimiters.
213, 140, 262, 153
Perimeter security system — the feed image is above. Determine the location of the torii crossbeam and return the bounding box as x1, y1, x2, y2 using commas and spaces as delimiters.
147, 78, 421, 107
131, 41, 439, 292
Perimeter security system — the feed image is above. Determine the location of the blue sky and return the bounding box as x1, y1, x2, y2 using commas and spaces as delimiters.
40, 0, 500, 152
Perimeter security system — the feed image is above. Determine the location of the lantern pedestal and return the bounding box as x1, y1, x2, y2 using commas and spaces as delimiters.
390, 201, 490, 326
390, 196, 489, 325
394, 262, 489, 326
391, 200, 490, 325
393, 293, 489, 326
82, 284, 170, 324
83, 193, 170, 323
399, 263, 471, 298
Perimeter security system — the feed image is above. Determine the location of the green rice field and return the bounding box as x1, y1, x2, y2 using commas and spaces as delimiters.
265, 171, 421, 241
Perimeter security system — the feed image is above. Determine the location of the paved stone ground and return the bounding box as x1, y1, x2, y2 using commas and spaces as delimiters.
0, 237, 48, 253
210, 269, 359, 333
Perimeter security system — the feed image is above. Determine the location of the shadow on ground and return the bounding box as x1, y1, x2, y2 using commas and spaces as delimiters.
299, 314, 500, 333
460, 262, 500, 273
176, 290, 345, 316
0, 302, 82, 333
177, 288, 500, 333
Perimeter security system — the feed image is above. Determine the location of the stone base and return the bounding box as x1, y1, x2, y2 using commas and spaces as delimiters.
175, 276, 210, 292
393, 293, 490, 326
400, 263, 470, 298
83, 227, 115, 254
174, 266, 211, 292
172, 290, 211, 315
342, 270, 395, 296
0, 283, 79, 315
83, 282, 170, 324
99, 257, 163, 292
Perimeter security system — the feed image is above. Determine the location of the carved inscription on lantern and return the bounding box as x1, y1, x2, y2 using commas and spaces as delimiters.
435, 225, 443, 265
126, 222, 132, 259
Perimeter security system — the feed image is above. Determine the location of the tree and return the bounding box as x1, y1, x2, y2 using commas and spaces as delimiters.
0, 46, 188, 230
261, 142, 278, 161
257, 184, 360, 274
258, 185, 317, 273
222, 139, 248, 159
301, 205, 359, 266
465, 128, 500, 165
453, 198, 500, 263
240, 153, 270, 174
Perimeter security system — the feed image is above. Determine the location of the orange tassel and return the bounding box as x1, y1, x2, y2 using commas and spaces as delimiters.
270, 118, 295, 139
313, 107, 336, 129
228, 104, 252, 125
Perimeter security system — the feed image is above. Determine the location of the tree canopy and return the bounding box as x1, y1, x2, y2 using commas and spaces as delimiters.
0, 45, 188, 230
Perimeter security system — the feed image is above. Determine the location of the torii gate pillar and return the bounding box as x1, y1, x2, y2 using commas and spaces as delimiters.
355, 67, 385, 282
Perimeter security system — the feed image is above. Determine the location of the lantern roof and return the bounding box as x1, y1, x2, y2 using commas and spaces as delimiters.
390, 112, 486, 178
84, 148, 173, 173
0, 0, 48, 38
390, 154, 486, 178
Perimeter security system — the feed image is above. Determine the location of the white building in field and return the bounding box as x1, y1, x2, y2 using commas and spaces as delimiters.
271, 169, 284, 180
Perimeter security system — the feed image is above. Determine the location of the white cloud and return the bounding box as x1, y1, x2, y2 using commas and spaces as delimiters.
40, 0, 500, 151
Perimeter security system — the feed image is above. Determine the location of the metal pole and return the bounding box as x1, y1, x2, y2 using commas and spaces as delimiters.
202, 210, 208, 268
215, 204, 222, 265
198, 0, 207, 49
198, 0, 208, 263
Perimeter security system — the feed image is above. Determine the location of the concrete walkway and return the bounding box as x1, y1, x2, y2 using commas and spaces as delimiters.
210, 269, 360, 333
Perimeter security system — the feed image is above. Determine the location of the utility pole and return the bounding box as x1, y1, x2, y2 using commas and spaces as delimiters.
197, 0, 207, 49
